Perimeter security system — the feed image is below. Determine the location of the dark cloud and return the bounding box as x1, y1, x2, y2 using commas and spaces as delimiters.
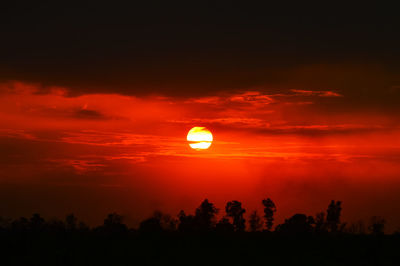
1, 2, 400, 98
74, 109, 107, 120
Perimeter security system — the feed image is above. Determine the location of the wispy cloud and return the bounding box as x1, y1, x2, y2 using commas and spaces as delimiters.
290, 89, 343, 97
0, 129, 37, 140
1, 81, 399, 176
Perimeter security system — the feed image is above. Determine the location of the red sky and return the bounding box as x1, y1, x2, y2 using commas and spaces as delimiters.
1, 80, 400, 231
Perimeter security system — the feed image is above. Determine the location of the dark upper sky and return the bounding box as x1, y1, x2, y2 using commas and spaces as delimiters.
1, 1, 400, 97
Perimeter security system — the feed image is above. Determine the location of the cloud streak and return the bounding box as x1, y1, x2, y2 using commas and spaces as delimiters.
1, 81, 399, 170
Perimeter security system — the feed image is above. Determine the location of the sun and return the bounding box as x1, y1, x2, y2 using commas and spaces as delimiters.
187, 127, 213, 150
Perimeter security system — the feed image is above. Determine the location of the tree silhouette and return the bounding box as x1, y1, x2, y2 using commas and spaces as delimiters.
11, 217, 29, 233
248, 211, 263, 232
326, 200, 342, 232
78, 221, 89, 232
215, 217, 234, 232
0, 216, 10, 229
262, 198, 276, 231
0, 198, 397, 266
369, 216, 386, 235
177, 210, 197, 232
29, 213, 45, 232
139, 216, 163, 233
102, 212, 127, 233
104, 212, 123, 226
140, 211, 177, 232
47, 218, 66, 233
225, 200, 246, 232
314, 212, 327, 233
346, 220, 366, 235
65, 213, 78, 231
276, 214, 314, 235
154, 211, 178, 231
194, 199, 218, 231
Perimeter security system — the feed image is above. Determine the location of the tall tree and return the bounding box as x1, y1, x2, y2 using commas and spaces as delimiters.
225, 200, 246, 232
262, 198, 276, 231
326, 200, 342, 232
195, 199, 218, 231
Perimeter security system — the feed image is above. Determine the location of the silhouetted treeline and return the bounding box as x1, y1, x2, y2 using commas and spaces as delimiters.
0, 199, 398, 265
0, 199, 390, 235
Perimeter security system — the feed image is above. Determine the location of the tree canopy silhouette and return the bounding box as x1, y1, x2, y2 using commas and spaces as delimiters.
0, 197, 398, 266
327, 200, 342, 232
215, 217, 234, 233
276, 214, 315, 235
262, 198, 276, 231
194, 199, 218, 231
225, 200, 246, 232
100, 212, 127, 234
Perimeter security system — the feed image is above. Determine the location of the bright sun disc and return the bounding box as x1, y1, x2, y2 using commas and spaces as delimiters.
187, 127, 213, 150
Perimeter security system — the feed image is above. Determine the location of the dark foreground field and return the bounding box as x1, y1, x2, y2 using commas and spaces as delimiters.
1, 231, 399, 266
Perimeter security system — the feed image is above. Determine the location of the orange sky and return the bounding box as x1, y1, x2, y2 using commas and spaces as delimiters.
1, 81, 400, 231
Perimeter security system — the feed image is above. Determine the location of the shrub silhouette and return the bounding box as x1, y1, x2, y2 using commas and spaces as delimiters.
65, 213, 78, 231
346, 220, 366, 235
139, 217, 163, 233
178, 210, 198, 232
248, 211, 263, 232
276, 214, 314, 235
369, 216, 386, 235
139, 211, 177, 232
314, 212, 327, 233
100, 212, 128, 234
215, 217, 235, 232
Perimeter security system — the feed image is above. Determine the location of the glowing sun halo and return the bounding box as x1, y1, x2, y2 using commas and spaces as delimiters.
187, 127, 213, 150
